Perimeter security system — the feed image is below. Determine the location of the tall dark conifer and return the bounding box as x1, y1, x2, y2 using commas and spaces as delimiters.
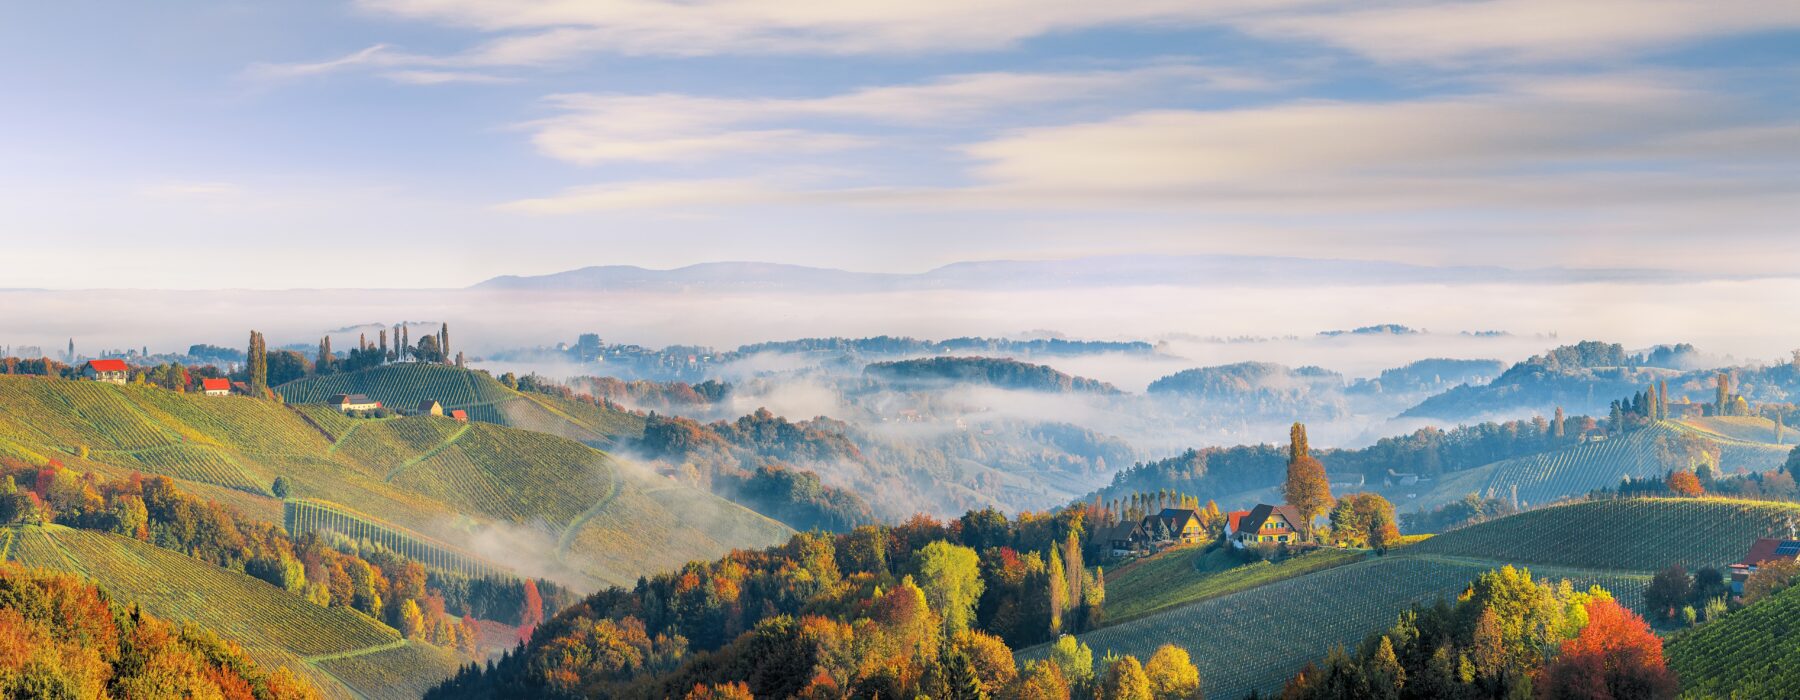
439, 324, 450, 366
247, 331, 267, 396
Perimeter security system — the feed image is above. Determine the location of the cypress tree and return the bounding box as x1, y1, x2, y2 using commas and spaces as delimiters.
379, 329, 388, 361
247, 331, 267, 396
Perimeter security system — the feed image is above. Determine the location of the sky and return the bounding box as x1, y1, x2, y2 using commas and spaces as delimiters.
2, 1, 1799, 289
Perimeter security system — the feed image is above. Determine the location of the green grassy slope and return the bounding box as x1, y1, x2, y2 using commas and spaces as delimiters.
0, 375, 790, 590
1409, 497, 1800, 571
1051, 497, 1768, 699
3, 524, 430, 699
274, 363, 645, 445
1666, 582, 1800, 698
1679, 415, 1791, 445
1102, 544, 1367, 623
1032, 555, 1645, 700
1416, 421, 1790, 510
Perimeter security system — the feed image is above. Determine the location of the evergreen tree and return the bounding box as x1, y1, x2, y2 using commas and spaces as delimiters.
439, 324, 450, 366
316, 336, 333, 375
247, 331, 267, 396
1658, 380, 1670, 420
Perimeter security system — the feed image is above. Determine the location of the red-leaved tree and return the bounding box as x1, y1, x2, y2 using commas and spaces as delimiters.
1538, 598, 1678, 700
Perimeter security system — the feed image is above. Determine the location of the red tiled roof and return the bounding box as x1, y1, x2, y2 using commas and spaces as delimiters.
1737, 538, 1800, 567
201, 378, 230, 391
86, 359, 128, 372
449, 409, 468, 421
1226, 510, 1252, 533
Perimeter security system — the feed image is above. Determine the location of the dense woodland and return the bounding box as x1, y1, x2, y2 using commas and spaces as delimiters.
424, 505, 1150, 699
1277, 567, 1675, 700
864, 357, 1121, 394
0, 564, 320, 699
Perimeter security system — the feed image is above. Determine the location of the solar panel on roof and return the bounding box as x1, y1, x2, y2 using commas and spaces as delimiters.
1776, 542, 1800, 556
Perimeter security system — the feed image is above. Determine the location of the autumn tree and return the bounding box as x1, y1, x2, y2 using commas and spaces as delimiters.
1667, 470, 1704, 497
1537, 598, 1677, 700
1329, 493, 1398, 549
918, 541, 984, 635
1099, 655, 1153, 700
1283, 422, 1332, 541
1047, 634, 1095, 689
1143, 644, 1202, 700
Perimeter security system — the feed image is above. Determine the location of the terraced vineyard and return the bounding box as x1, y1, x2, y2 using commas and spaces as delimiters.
1030, 555, 1646, 700
312, 641, 464, 700
2, 524, 439, 699
275, 363, 645, 445
1104, 545, 1367, 622
286, 499, 502, 577
1047, 497, 1781, 699
1679, 415, 1790, 445
1667, 581, 1800, 698
1411, 498, 1800, 570
0, 374, 790, 591
1418, 421, 1790, 510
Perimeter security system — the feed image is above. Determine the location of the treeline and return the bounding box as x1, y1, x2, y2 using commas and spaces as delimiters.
567, 376, 731, 410
864, 356, 1121, 394
0, 565, 319, 699
426, 505, 1168, 699
0, 459, 574, 652
1099, 414, 1594, 506
634, 410, 877, 532
736, 335, 1155, 358
1277, 567, 1675, 699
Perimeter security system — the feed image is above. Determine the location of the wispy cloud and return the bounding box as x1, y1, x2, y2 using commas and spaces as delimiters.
521, 65, 1271, 164
1237, 0, 1800, 65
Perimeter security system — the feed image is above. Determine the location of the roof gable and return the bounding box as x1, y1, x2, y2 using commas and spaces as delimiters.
1738, 538, 1800, 567
200, 378, 230, 391
85, 359, 128, 372
1237, 504, 1305, 535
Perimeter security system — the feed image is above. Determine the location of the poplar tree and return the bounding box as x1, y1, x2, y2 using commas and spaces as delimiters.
247, 331, 267, 396
379, 329, 388, 362
317, 336, 334, 375
1553, 406, 1566, 439
1282, 422, 1333, 541
1717, 373, 1731, 414
439, 324, 450, 366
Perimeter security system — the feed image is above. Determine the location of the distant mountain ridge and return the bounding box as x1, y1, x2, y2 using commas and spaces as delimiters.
473, 255, 1741, 292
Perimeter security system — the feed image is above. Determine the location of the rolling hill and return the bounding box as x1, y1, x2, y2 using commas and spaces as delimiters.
0, 374, 791, 588
2, 524, 439, 699
1411, 420, 1791, 510
1666, 577, 1800, 697
1042, 497, 1784, 699
274, 363, 645, 446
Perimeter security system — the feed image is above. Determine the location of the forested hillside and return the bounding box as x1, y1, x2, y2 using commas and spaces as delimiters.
865, 356, 1121, 394
0, 563, 320, 699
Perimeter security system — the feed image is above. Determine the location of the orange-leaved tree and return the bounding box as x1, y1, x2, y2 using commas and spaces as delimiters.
1283, 422, 1333, 541
1537, 598, 1677, 700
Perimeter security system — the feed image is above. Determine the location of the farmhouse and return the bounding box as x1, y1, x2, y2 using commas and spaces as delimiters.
1143, 507, 1208, 544
1095, 521, 1146, 556
1230, 503, 1305, 547
418, 399, 444, 416
200, 378, 230, 396
1729, 538, 1800, 595
449, 409, 468, 423
328, 393, 381, 412
81, 359, 129, 384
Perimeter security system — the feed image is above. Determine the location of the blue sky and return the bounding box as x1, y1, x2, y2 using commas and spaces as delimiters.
2, 0, 1798, 288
